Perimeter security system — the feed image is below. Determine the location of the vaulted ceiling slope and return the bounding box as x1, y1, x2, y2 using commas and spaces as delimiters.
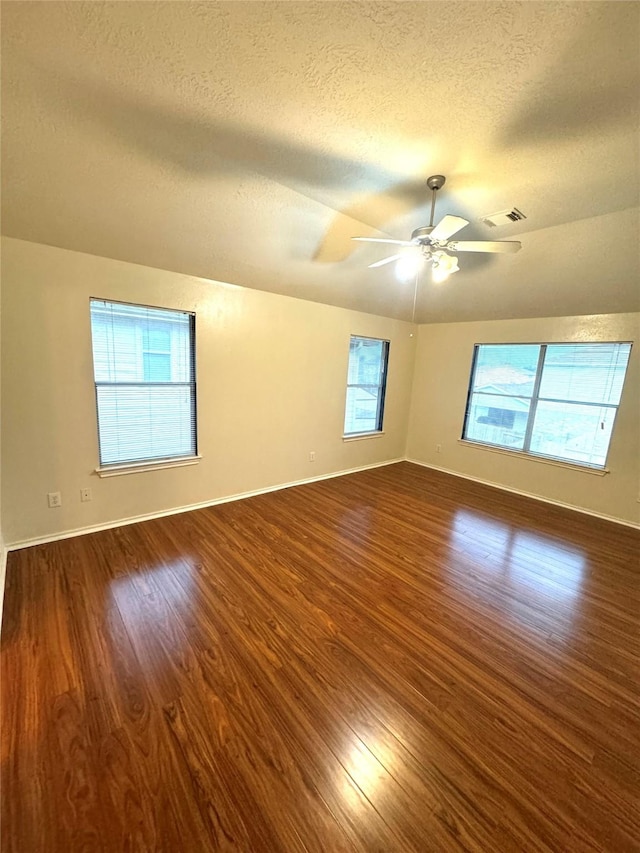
2, 1, 639, 323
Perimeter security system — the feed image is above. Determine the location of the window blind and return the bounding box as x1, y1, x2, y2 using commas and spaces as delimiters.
90, 299, 197, 466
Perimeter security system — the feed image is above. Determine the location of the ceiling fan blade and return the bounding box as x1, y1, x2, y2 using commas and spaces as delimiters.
450, 240, 522, 254
368, 253, 404, 269
429, 215, 469, 241
352, 237, 414, 246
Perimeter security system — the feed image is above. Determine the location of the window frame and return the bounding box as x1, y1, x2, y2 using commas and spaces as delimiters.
461, 341, 632, 471
343, 335, 390, 438
90, 297, 198, 472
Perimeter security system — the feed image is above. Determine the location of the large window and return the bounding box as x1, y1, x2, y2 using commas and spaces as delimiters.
344, 336, 390, 436
90, 299, 197, 467
462, 342, 632, 469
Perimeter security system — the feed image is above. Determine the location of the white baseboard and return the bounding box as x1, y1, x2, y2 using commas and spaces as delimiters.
6, 454, 638, 553
6, 458, 404, 551
0, 538, 7, 634
406, 458, 640, 530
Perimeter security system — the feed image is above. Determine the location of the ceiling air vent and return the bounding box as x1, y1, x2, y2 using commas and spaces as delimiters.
479, 208, 527, 228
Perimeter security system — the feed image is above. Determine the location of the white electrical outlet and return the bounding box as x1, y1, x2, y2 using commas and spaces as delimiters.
309, 451, 316, 461
436, 444, 442, 453
47, 491, 62, 508
80, 488, 92, 502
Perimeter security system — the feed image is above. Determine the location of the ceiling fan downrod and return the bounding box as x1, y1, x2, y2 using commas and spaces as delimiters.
410, 175, 446, 243
426, 175, 445, 228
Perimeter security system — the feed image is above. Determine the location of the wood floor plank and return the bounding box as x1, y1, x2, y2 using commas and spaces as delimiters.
2, 462, 639, 851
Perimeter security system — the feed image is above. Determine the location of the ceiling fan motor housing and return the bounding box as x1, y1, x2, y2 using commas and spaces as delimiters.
411, 226, 435, 243
426, 175, 446, 191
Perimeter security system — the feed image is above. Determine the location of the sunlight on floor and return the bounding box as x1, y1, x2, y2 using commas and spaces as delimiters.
449, 509, 586, 638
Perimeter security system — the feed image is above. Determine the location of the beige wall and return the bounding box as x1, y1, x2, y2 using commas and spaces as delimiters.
406, 314, 640, 525
2, 236, 638, 545
1, 237, 416, 545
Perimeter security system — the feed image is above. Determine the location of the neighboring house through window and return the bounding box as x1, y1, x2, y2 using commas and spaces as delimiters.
344, 336, 390, 436
462, 342, 632, 469
142, 326, 172, 382
90, 299, 197, 467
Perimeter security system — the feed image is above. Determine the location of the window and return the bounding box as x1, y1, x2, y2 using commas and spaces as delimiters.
462, 342, 632, 469
142, 327, 171, 381
344, 336, 390, 436
90, 299, 197, 467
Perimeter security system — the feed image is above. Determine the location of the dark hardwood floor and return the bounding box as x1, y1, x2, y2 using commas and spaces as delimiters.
2, 462, 639, 852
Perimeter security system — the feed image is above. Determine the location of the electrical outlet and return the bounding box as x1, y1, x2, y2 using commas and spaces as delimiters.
47, 491, 62, 508
80, 488, 92, 502
436, 444, 442, 453
309, 451, 316, 461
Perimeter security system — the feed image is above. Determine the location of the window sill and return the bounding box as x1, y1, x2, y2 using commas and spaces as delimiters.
343, 431, 385, 442
457, 440, 609, 476
95, 455, 202, 478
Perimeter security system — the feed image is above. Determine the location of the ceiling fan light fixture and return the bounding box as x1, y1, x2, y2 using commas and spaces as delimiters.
395, 250, 425, 281
432, 263, 450, 283
432, 251, 459, 283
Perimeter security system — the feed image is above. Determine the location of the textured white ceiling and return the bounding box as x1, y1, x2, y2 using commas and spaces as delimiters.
2, 1, 639, 322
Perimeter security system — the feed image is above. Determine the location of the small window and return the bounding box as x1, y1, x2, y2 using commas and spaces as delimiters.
462, 342, 632, 469
344, 336, 390, 436
90, 299, 197, 467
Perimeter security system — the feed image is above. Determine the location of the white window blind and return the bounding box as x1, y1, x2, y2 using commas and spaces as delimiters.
90, 299, 197, 466
463, 342, 632, 469
344, 336, 390, 436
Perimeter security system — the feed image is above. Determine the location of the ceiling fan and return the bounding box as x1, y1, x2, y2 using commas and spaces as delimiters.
353, 175, 522, 282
